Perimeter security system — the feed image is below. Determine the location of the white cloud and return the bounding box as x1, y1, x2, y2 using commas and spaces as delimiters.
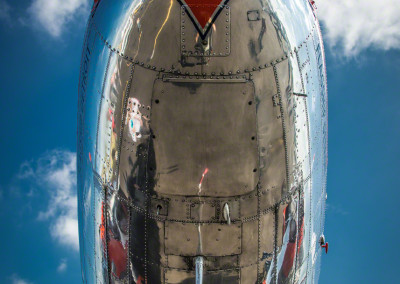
28, 0, 89, 37
19, 150, 79, 252
0, 1, 11, 23
10, 274, 33, 284
317, 0, 400, 56
326, 203, 349, 216
57, 259, 68, 273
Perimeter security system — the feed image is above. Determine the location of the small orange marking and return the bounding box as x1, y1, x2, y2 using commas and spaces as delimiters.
99, 202, 105, 241
89, 152, 92, 162
199, 168, 209, 187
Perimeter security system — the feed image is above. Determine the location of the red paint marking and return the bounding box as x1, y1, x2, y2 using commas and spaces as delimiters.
297, 217, 304, 254
108, 238, 127, 278
282, 242, 296, 278
321, 242, 329, 254
99, 202, 105, 245
199, 168, 209, 187
92, 0, 101, 13
185, 0, 224, 29
89, 152, 92, 162
282, 206, 287, 235
137, 275, 144, 284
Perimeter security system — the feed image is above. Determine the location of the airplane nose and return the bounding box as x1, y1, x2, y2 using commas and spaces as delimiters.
78, 0, 328, 283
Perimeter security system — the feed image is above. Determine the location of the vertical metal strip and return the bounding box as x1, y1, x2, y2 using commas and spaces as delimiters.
93, 173, 98, 283
293, 186, 303, 283
273, 205, 279, 283
195, 256, 204, 284
95, 49, 113, 166
273, 64, 290, 193
104, 186, 112, 284
257, 183, 261, 282
144, 196, 148, 283
115, 63, 135, 179
127, 206, 131, 284
295, 45, 313, 282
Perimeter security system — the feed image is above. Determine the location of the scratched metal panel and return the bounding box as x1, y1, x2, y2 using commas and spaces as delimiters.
240, 264, 258, 284
274, 60, 297, 193
251, 68, 286, 203
165, 222, 242, 256
93, 0, 203, 75
151, 79, 258, 197
202, 0, 288, 75
239, 220, 258, 267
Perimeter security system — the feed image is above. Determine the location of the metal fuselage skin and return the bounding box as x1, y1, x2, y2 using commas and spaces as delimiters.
77, 0, 328, 283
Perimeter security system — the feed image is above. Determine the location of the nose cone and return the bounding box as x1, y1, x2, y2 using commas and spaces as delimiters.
90, 0, 315, 75
78, 0, 327, 283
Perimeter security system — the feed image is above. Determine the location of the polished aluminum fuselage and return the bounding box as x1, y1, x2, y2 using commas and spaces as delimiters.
77, 0, 328, 283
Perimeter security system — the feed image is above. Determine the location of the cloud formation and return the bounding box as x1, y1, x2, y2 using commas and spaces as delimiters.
0, 1, 11, 23
317, 0, 400, 56
28, 0, 89, 37
10, 274, 33, 284
57, 259, 68, 273
19, 150, 79, 252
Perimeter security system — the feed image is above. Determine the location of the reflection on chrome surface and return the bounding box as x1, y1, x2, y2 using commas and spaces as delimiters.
78, 0, 328, 283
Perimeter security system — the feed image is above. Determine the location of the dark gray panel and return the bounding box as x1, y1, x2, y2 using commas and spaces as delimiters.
151, 79, 258, 197
165, 222, 242, 257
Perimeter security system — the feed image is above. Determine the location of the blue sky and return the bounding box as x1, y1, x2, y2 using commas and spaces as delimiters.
0, 0, 399, 283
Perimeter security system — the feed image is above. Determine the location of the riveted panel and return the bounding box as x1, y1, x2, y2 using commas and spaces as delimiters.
239, 219, 258, 266
150, 198, 169, 216
165, 268, 239, 284
240, 190, 258, 219
181, 5, 230, 57
151, 79, 258, 197
165, 222, 242, 256
259, 212, 275, 260
96, 54, 134, 187
167, 255, 190, 270
203, 255, 239, 270
240, 264, 258, 284
190, 202, 217, 221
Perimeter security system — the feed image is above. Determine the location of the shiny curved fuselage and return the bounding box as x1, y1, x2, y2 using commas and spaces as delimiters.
77, 0, 328, 283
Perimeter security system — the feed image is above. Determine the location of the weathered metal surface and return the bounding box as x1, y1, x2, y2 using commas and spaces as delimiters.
77, 0, 328, 283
